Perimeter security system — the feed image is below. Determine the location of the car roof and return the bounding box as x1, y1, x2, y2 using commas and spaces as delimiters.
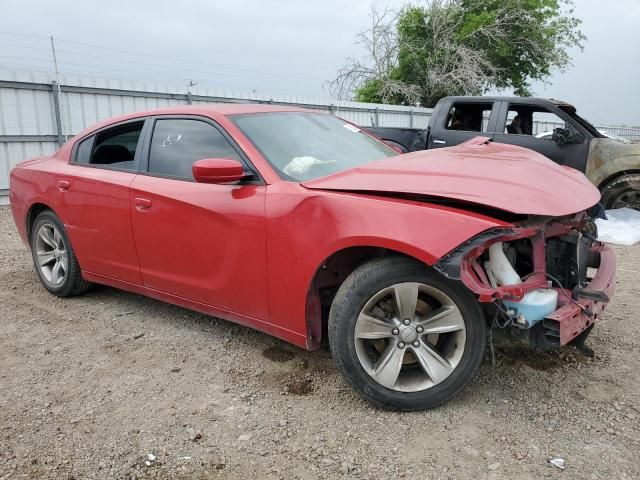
442, 96, 574, 108
78, 103, 315, 137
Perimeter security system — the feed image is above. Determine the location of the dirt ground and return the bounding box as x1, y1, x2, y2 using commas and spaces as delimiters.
0, 205, 639, 480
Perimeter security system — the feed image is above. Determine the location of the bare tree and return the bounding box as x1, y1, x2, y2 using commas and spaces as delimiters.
330, 7, 408, 102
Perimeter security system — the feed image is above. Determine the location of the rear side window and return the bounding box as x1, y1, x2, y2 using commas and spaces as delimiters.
75, 121, 144, 169
445, 103, 493, 132
147, 119, 243, 180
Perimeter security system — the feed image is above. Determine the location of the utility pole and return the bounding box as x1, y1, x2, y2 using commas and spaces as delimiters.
50, 36, 60, 83
186, 80, 198, 105
50, 36, 67, 143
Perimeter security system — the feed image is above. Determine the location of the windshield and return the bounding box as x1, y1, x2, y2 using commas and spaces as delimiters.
558, 105, 603, 138
231, 112, 398, 181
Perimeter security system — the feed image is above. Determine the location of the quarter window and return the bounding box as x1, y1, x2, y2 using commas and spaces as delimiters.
75, 135, 94, 164
148, 119, 243, 179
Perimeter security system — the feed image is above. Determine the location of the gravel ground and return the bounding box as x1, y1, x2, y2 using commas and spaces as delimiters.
0, 205, 639, 480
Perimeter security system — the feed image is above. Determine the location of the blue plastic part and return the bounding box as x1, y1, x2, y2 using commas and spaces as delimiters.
503, 289, 559, 328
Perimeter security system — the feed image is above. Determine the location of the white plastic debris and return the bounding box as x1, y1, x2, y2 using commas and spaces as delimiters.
283, 156, 335, 177
548, 457, 566, 470
595, 208, 640, 246
144, 453, 157, 467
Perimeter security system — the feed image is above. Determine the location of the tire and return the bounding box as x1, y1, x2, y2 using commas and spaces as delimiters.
600, 174, 640, 210
30, 210, 92, 297
328, 256, 486, 411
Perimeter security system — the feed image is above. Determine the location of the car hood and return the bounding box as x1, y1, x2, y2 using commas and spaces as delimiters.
302, 137, 601, 216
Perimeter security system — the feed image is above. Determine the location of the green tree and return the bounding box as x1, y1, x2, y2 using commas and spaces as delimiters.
332, 0, 585, 107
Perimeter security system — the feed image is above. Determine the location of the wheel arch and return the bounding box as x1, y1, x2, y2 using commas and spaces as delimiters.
25, 202, 58, 244
304, 244, 429, 350
597, 169, 640, 191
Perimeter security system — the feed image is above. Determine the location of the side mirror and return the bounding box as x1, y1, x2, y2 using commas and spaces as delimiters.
192, 158, 245, 184
552, 127, 582, 146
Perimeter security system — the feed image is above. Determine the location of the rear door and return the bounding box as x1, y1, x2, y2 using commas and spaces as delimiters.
59, 119, 146, 284
428, 99, 499, 149
129, 116, 269, 320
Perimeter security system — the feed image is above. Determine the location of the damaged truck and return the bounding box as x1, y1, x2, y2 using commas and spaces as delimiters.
368, 96, 640, 210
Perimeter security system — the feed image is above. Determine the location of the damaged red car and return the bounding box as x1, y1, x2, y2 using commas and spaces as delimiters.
9, 105, 616, 410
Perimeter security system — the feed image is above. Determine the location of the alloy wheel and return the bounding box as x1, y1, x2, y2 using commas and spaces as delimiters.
354, 282, 467, 392
35, 223, 69, 286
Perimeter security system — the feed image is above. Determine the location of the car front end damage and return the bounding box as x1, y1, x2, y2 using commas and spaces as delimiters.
435, 212, 616, 349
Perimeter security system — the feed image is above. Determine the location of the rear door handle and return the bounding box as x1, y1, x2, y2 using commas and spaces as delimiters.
56, 180, 70, 191
134, 197, 152, 211
432, 139, 446, 145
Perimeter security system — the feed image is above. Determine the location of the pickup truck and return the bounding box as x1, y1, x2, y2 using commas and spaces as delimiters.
366, 96, 640, 210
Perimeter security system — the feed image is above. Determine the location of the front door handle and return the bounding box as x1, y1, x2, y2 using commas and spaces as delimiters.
56, 180, 70, 191
432, 139, 446, 145
134, 197, 152, 211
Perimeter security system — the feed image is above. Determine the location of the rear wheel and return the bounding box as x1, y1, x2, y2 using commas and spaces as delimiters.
601, 174, 640, 210
30, 211, 92, 297
328, 256, 486, 410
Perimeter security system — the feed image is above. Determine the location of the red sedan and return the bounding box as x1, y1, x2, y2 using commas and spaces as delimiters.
9, 105, 615, 410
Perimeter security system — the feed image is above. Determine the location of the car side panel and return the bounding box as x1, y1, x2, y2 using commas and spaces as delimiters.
129, 176, 270, 321
55, 162, 142, 284
10, 157, 62, 245
9, 155, 142, 284
264, 183, 507, 348
585, 138, 640, 187
81, 270, 307, 347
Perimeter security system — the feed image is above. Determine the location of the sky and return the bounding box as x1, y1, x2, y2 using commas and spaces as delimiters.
1, 0, 639, 126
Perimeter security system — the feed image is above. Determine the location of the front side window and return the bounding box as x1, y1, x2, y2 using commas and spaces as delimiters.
148, 119, 243, 179
231, 112, 397, 182
85, 121, 143, 169
504, 107, 566, 138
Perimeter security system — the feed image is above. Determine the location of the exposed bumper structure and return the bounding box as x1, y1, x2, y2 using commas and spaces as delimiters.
543, 243, 616, 346
435, 215, 617, 347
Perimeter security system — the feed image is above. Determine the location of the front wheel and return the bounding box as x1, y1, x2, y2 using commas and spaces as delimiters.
600, 174, 640, 210
328, 256, 486, 410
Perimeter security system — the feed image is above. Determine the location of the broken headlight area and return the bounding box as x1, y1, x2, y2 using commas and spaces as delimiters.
434, 213, 616, 348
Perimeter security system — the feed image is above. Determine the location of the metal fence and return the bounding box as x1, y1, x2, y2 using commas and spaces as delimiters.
1, 69, 639, 204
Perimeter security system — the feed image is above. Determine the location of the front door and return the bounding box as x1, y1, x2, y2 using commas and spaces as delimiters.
492, 102, 590, 172
129, 116, 269, 320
